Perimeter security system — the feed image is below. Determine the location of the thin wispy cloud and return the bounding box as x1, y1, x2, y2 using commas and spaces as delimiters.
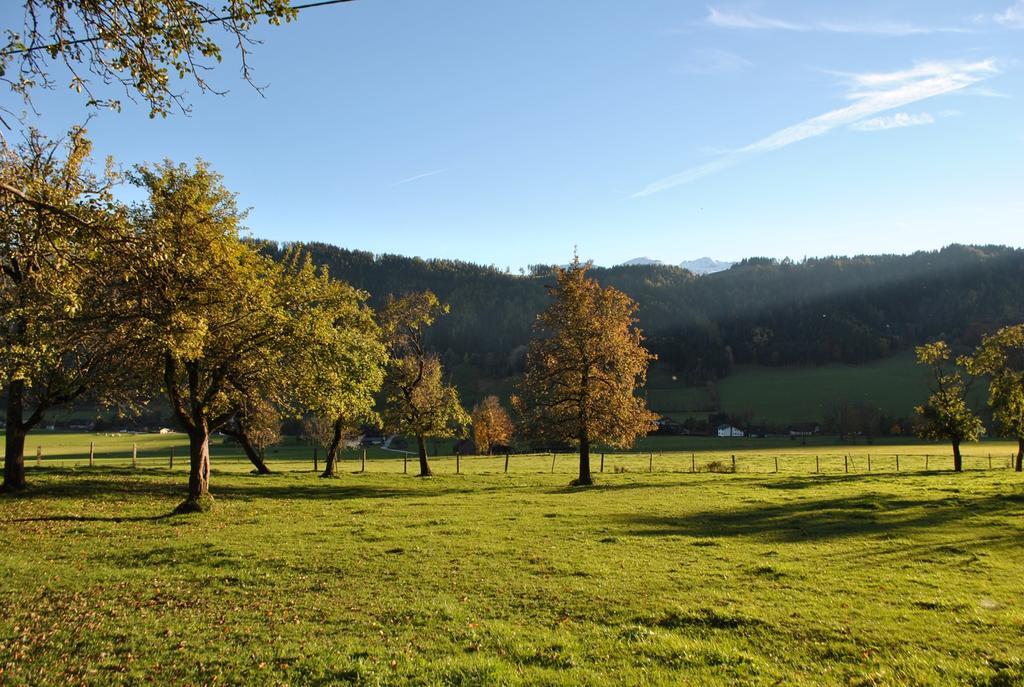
681, 47, 752, 75
707, 7, 970, 36
633, 59, 997, 197
995, 1, 1024, 27
962, 86, 1012, 98
851, 112, 935, 132
390, 168, 446, 187
707, 8, 803, 31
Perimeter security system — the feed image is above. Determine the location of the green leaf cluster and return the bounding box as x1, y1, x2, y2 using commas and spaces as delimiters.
913, 342, 983, 444
3, 1, 298, 118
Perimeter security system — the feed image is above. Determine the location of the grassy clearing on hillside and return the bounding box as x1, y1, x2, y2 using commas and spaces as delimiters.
645, 352, 935, 425
1, 450, 1022, 686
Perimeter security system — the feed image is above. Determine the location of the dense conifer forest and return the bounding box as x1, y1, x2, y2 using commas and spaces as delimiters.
258, 242, 1024, 383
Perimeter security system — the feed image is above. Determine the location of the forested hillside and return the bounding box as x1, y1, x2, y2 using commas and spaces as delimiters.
260, 242, 1024, 383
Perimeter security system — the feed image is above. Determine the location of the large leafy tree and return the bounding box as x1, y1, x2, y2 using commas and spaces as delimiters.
965, 325, 1024, 471
471, 395, 512, 455
914, 341, 984, 472
1, 128, 138, 491
514, 257, 657, 485
1, 1, 299, 119
125, 159, 293, 510
380, 291, 469, 477
280, 252, 386, 479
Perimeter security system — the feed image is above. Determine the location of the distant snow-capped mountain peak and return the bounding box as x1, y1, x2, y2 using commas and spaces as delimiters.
678, 257, 733, 275
621, 257, 664, 266
620, 256, 733, 274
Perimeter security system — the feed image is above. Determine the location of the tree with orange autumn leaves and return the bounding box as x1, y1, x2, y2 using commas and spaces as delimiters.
513, 257, 657, 485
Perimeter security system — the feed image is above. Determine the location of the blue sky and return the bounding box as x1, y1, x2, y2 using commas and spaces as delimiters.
6, 1, 1024, 268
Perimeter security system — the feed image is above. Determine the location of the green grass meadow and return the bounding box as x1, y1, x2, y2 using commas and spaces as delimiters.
641, 351, 974, 425
2, 433, 1023, 685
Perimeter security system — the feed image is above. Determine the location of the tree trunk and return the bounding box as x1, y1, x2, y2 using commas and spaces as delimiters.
321, 418, 344, 478
2, 380, 27, 492
1016, 438, 1023, 473
178, 424, 213, 512
576, 433, 593, 485
952, 439, 963, 473
3, 425, 27, 492
237, 432, 271, 474
417, 435, 432, 477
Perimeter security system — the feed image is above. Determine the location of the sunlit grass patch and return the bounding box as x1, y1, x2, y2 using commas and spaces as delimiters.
1, 463, 1022, 685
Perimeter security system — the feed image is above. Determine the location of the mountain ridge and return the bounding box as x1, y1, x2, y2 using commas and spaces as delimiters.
621, 256, 734, 274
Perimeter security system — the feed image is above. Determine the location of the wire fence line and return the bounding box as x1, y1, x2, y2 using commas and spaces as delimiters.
21, 441, 1021, 476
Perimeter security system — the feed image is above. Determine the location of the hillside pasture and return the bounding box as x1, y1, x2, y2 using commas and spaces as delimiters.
644, 351, 975, 425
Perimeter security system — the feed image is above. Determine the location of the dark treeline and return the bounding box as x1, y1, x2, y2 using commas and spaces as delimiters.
257, 242, 1024, 382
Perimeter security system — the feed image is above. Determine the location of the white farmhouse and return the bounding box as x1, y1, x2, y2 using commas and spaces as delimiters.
717, 424, 744, 438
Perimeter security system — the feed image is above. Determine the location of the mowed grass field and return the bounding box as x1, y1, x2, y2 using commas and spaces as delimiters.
2, 436, 1023, 685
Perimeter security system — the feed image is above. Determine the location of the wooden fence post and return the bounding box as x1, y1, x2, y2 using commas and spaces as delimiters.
867, 454, 871, 472
691, 453, 695, 473
649, 452, 653, 473
731, 454, 736, 472
925, 454, 929, 471
404, 453, 408, 474
815, 455, 819, 473
600, 453, 604, 473
456, 452, 461, 475
361, 449, 366, 473
774, 456, 778, 473
132, 443, 137, 469
988, 453, 992, 469
169, 446, 174, 469
89, 441, 94, 467
551, 452, 556, 473
313, 446, 318, 473
504, 453, 509, 474
36, 446, 42, 467
895, 454, 899, 471
844, 455, 848, 473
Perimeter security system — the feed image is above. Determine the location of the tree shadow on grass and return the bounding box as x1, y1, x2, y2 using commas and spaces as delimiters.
2, 467, 505, 505
98, 543, 241, 569
756, 472, 931, 489
615, 491, 1024, 544
548, 480, 708, 495
547, 471, 931, 495
2, 469, 181, 501
11, 512, 176, 523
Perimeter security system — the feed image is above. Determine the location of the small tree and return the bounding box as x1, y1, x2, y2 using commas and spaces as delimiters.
303, 414, 337, 453
914, 341, 984, 472
279, 252, 386, 479
222, 397, 281, 474
514, 257, 657, 485
472, 395, 513, 455
380, 292, 469, 476
965, 324, 1024, 471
